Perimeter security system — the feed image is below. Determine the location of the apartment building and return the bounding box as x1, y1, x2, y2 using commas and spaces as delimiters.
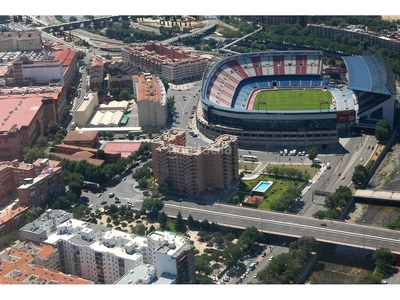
151, 130, 239, 195
146, 231, 196, 284
0, 158, 61, 207
17, 166, 65, 208
0, 31, 42, 52
0, 202, 29, 236
134, 73, 167, 128
0, 240, 92, 284
308, 23, 400, 59
122, 41, 209, 83
19, 211, 195, 284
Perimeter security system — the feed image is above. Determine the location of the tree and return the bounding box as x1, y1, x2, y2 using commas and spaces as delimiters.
142, 198, 164, 218
119, 88, 131, 100
25, 206, 45, 223
373, 248, 395, 274
131, 223, 147, 236
307, 147, 318, 162
47, 121, 61, 135
72, 204, 90, 220
238, 226, 262, 251
375, 120, 390, 143
158, 211, 168, 230
174, 211, 186, 232
222, 242, 243, 267
69, 16, 77, 22
352, 164, 369, 186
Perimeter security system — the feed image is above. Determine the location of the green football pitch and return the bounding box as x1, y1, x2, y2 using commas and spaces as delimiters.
252, 89, 332, 111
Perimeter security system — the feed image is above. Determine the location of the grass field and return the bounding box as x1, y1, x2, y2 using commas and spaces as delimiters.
253, 89, 332, 111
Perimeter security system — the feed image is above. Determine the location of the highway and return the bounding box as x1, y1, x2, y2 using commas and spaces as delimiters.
156, 200, 400, 254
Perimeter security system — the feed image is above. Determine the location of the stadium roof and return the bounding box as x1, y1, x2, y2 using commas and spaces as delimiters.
343, 55, 395, 95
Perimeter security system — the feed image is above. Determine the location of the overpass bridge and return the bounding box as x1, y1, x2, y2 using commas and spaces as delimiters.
40, 16, 128, 33
164, 201, 400, 254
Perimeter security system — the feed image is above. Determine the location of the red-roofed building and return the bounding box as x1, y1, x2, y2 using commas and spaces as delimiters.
243, 195, 264, 207
0, 87, 63, 161
0, 241, 92, 284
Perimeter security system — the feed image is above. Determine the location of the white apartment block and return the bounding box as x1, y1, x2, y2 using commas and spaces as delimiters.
20, 211, 195, 284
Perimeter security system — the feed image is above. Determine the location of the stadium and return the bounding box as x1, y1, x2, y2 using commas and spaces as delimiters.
196, 50, 397, 149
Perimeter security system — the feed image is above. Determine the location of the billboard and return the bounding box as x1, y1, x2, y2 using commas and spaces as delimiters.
337, 110, 356, 123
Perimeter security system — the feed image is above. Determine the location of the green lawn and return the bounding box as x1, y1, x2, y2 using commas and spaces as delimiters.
253, 89, 332, 111
232, 164, 320, 210
239, 161, 258, 171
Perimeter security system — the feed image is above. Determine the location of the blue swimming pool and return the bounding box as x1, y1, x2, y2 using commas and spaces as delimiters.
252, 181, 273, 194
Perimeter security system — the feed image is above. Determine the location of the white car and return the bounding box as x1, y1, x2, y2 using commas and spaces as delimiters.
269, 256, 274, 262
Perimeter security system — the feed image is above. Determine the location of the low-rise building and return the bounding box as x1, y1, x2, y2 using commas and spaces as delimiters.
62, 130, 99, 148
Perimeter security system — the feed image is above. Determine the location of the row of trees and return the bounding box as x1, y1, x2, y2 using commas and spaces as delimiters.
313, 186, 352, 220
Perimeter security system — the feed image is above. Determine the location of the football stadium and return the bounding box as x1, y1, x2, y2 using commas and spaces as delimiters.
196, 50, 397, 149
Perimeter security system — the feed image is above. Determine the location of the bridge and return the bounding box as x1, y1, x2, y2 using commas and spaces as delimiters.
164, 201, 400, 254
40, 16, 127, 33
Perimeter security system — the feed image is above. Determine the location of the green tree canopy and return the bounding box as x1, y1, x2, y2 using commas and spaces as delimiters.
307, 147, 318, 162
375, 120, 390, 143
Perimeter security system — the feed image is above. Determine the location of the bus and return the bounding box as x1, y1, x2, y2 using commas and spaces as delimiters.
243, 155, 258, 162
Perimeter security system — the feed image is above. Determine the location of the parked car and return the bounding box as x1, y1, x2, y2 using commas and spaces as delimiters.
96, 194, 102, 198
100, 200, 107, 205
261, 252, 266, 257
82, 188, 88, 192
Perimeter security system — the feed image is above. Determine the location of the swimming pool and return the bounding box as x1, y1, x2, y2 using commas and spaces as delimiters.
252, 181, 273, 194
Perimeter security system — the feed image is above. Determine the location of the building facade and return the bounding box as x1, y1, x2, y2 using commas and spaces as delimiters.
20, 212, 195, 284
122, 41, 209, 83
0, 31, 42, 52
134, 73, 167, 128
152, 129, 239, 195
17, 166, 65, 208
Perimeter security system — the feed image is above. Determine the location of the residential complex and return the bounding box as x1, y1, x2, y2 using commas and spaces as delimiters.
18, 210, 195, 284
308, 23, 400, 59
134, 73, 167, 128
0, 240, 92, 284
151, 129, 239, 195
0, 31, 42, 52
0, 158, 62, 207
122, 41, 209, 83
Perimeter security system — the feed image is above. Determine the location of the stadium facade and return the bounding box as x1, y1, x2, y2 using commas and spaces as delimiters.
196, 50, 396, 149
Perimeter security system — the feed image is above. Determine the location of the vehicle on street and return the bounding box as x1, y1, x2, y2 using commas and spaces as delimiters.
109, 192, 115, 198
360, 158, 364, 162
367, 145, 370, 149
320, 223, 327, 226
341, 176, 345, 180
96, 194, 102, 198
83, 188, 88, 192
261, 252, 266, 257
254, 273, 258, 278
114, 197, 121, 203
100, 200, 107, 205
338, 172, 341, 177
122, 178, 126, 181
269, 256, 274, 261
